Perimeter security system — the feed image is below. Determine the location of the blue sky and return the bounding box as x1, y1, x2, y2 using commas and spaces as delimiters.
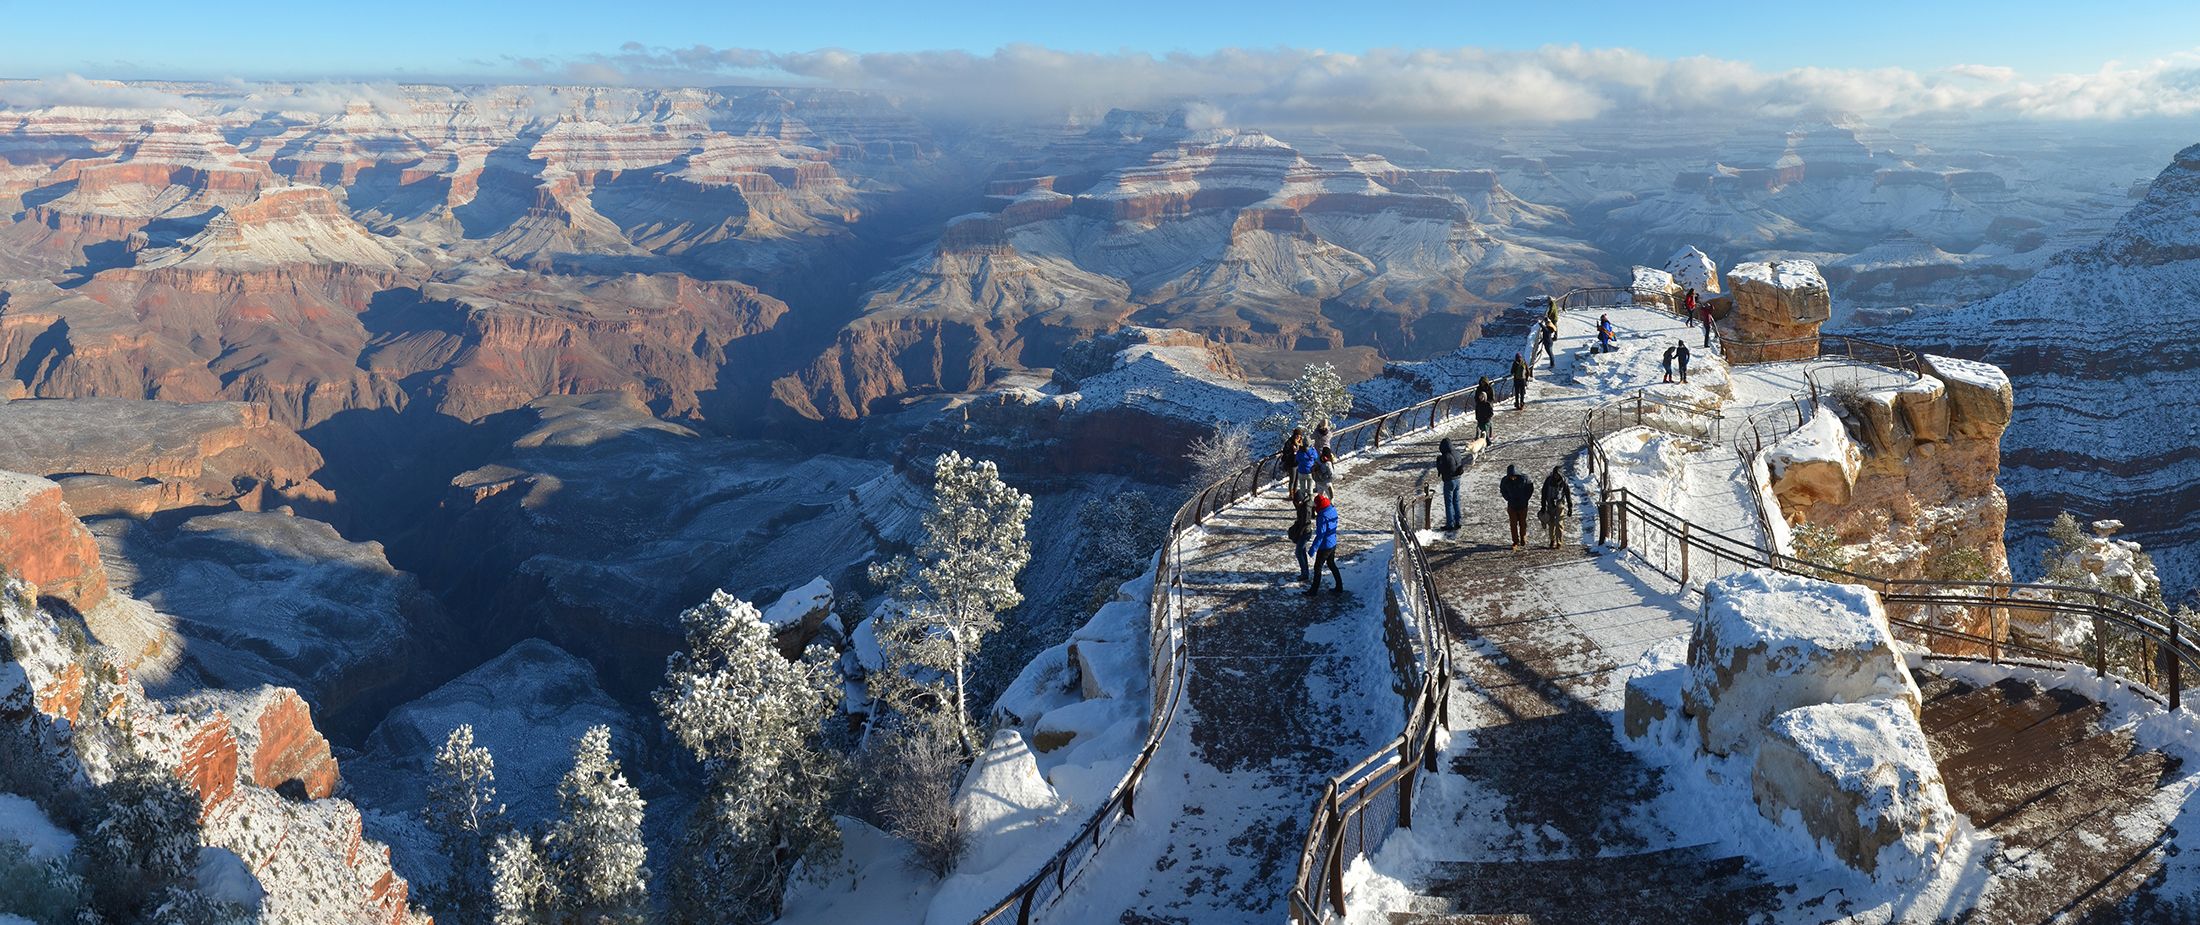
4, 0, 2198, 81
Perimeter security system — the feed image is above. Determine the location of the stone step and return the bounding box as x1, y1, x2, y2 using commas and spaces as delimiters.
1398, 844, 1778, 924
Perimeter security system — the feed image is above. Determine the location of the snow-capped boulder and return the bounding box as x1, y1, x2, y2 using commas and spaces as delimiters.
1920, 355, 2012, 439
1068, 596, 1147, 701
1033, 697, 1126, 753
946, 729, 1068, 899
762, 576, 836, 655
1723, 259, 1831, 363
1764, 406, 1862, 508
1631, 265, 1679, 304
1683, 570, 1922, 757
1666, 246, 1721, 295
1752, 698, 1957, 879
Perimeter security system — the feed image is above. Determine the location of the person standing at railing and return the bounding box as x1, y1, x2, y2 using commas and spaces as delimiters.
1699, 300, 1715, 348
1313, 420, 1332, 452
1544, 298, 1560, 333
1538, 465, 1572, 549
1435, 437, 1466, 531
1510, 353, 1529, 409
1313, 446, 1336, 500
1288, 499, 1313, 582
1307, 494, 1343, 594
1499, 465, 1534, 550
1676, 340, 1692, 384
1539, 318, 1558, 371
1473, 378, 1495, 443
1287, 429, 1316, 502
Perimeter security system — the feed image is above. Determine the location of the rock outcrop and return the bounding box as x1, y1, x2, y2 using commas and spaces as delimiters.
0, 471, 109, 610
1720, 260, 1831, 363
0, 397, 332, 517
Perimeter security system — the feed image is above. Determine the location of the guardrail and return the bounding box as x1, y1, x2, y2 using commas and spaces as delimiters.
970, 359, 1507, 924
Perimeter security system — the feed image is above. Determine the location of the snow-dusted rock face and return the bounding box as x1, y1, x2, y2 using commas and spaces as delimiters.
1752, 698, 1958, 880
1684, 571, 1923, 758
0, 398, 331, 519
1722, 260, 1831, 363
1665, 245, 1720, 295
1886, 142, 2200, 592
0, 578, 429, 924
1766, 407, 1863, 508
1631, 265, 1679, 303
0, 470, 109, 611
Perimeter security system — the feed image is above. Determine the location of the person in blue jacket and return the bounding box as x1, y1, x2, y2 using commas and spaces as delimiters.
1306, 494, 1343, 594
1596, 314, 1617, 354
1286, 428, 1316, 501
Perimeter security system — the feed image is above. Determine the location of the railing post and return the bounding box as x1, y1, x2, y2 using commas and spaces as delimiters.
1323, 786, 1347, 916
1251, 457, 1266, 498
1430, 400, 1439, 430
1421, 488, 1435, 531
2171, 617, 2183, 711
1619, 492, 1629, 551
1680, 519, 1690, 587
1397, 751, 1417, 829
1597, 491, 1609, 545
1018, 884, 1036, 925
1372, 418, 1385, 448
2092, 594, 2107, 677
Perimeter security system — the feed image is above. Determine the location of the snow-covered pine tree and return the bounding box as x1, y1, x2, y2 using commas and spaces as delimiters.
543, 726, 650, 923
655, 590, 843, 925
84, 756, 203, 922
488, 832, 553, 925
875, 451, 1032, 756
427, 724, 508, 925
1288, 362, 1352, 432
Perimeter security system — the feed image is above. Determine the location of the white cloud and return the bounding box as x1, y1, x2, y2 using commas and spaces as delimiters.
0, 74, 193, 111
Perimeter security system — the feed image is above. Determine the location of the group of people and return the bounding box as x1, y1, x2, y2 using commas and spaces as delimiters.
1661, 340, 1693, 384
1432, 432, 1575, 550
1284, 426, 1345, 593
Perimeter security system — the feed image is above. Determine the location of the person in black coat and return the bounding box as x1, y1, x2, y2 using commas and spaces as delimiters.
1537, 466, 1573, 549
1435, 437, 1467, 530
1510, 353, 1529, 409
1676, 340, 1692, 384
1287, 499, 1313, 581
1498, 464, 1534, 549
1473, 377, 1495, 442
1539, 318, 1559, 370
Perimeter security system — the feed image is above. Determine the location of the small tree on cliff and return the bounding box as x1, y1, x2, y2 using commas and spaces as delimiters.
1184, 421, 1254, 491
427, 724, 509, 925
84, 757, 203, 922
543, 726, 650, 924
1288, 363, 1352, 433
872, 451, 1033, 757
488, 833, 554, 925
655, 591, 844, 925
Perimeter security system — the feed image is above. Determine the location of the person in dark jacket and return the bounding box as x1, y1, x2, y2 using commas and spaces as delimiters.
1537, 466, 1573, 549
1285, 428, 1311, 501
1291, 433, 1320, 502
1313, 421, 1332, 452
1661, 345, 1676, 383
1313, 446, 1337, 500
1676, 340, 1692, 383
1498, 464, 1534, 549
1539, 318, 1559, 370
1307, 494, 1343, 593
1288, 499, 1313, 581
1434, 437, 1467, 530
1473, 377, 1495, 442
1700, 300, 1715, 348
1510, 353, 1529, 409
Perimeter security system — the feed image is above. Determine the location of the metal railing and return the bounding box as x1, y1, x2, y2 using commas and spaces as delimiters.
969, 362, 1505, 924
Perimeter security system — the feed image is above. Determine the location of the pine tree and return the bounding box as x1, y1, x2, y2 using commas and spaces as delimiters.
488, 832, 553, 925
655, 591, 843, 925
84, 756, 203, 922
427, 724, 508, 925
1288, 363, 1352, 431
543, 726, 650, 924
874, 451, 1032, 756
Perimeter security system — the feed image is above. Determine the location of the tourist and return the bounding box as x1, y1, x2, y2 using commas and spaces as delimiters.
1290, 431, 1319, 502
1288, 499, 1313, 581
1539, 318, 1559, 371
1539, 466, 1573, 549
1314, 446, 1336, 501
1313, 420, 1332, 452
1677, 340, 1692, 384
1511, 353, 1529, 409
1435, 437, 1467, 530
1307, 494, 1343, 594
1596, 314, 1616, 354
1544, 298, 1561, 332
1683, 287, 1698, 324
1473, 377, 1495, 442
1499, 464, 1535, 550
1661, 344, 1677, 383
1700, 300, 1715, 348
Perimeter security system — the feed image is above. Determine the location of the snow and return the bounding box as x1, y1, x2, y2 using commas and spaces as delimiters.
0, 793, 73, 861
1686, 570, 1921, 758
195, 846, 269, 908
1730, 259, 1828, 292
928, 729, 1072, 925
775, 817, 935, 925
1759, 698, 1958, 881
1665, 245, 1719, 294
1918, 353, 2006, 393
761, 576, 834, 629
1764, 402, 1858, 482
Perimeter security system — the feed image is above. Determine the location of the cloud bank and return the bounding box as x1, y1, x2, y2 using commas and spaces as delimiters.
8, 44, 2200, 126
523, 43, 2200, 124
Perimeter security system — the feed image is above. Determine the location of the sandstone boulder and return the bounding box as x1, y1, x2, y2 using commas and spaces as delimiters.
1684, 570, 1922, 757
1723, 260, 1831, 363
1752, 698, 1957, 879
1765, 408, 1862, 510
0, 471, 107, 611
1665, 245, 1721, 295
1921, 354, 2013, 439
761, 576, 837, 657
1631, 265, 1679, 305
